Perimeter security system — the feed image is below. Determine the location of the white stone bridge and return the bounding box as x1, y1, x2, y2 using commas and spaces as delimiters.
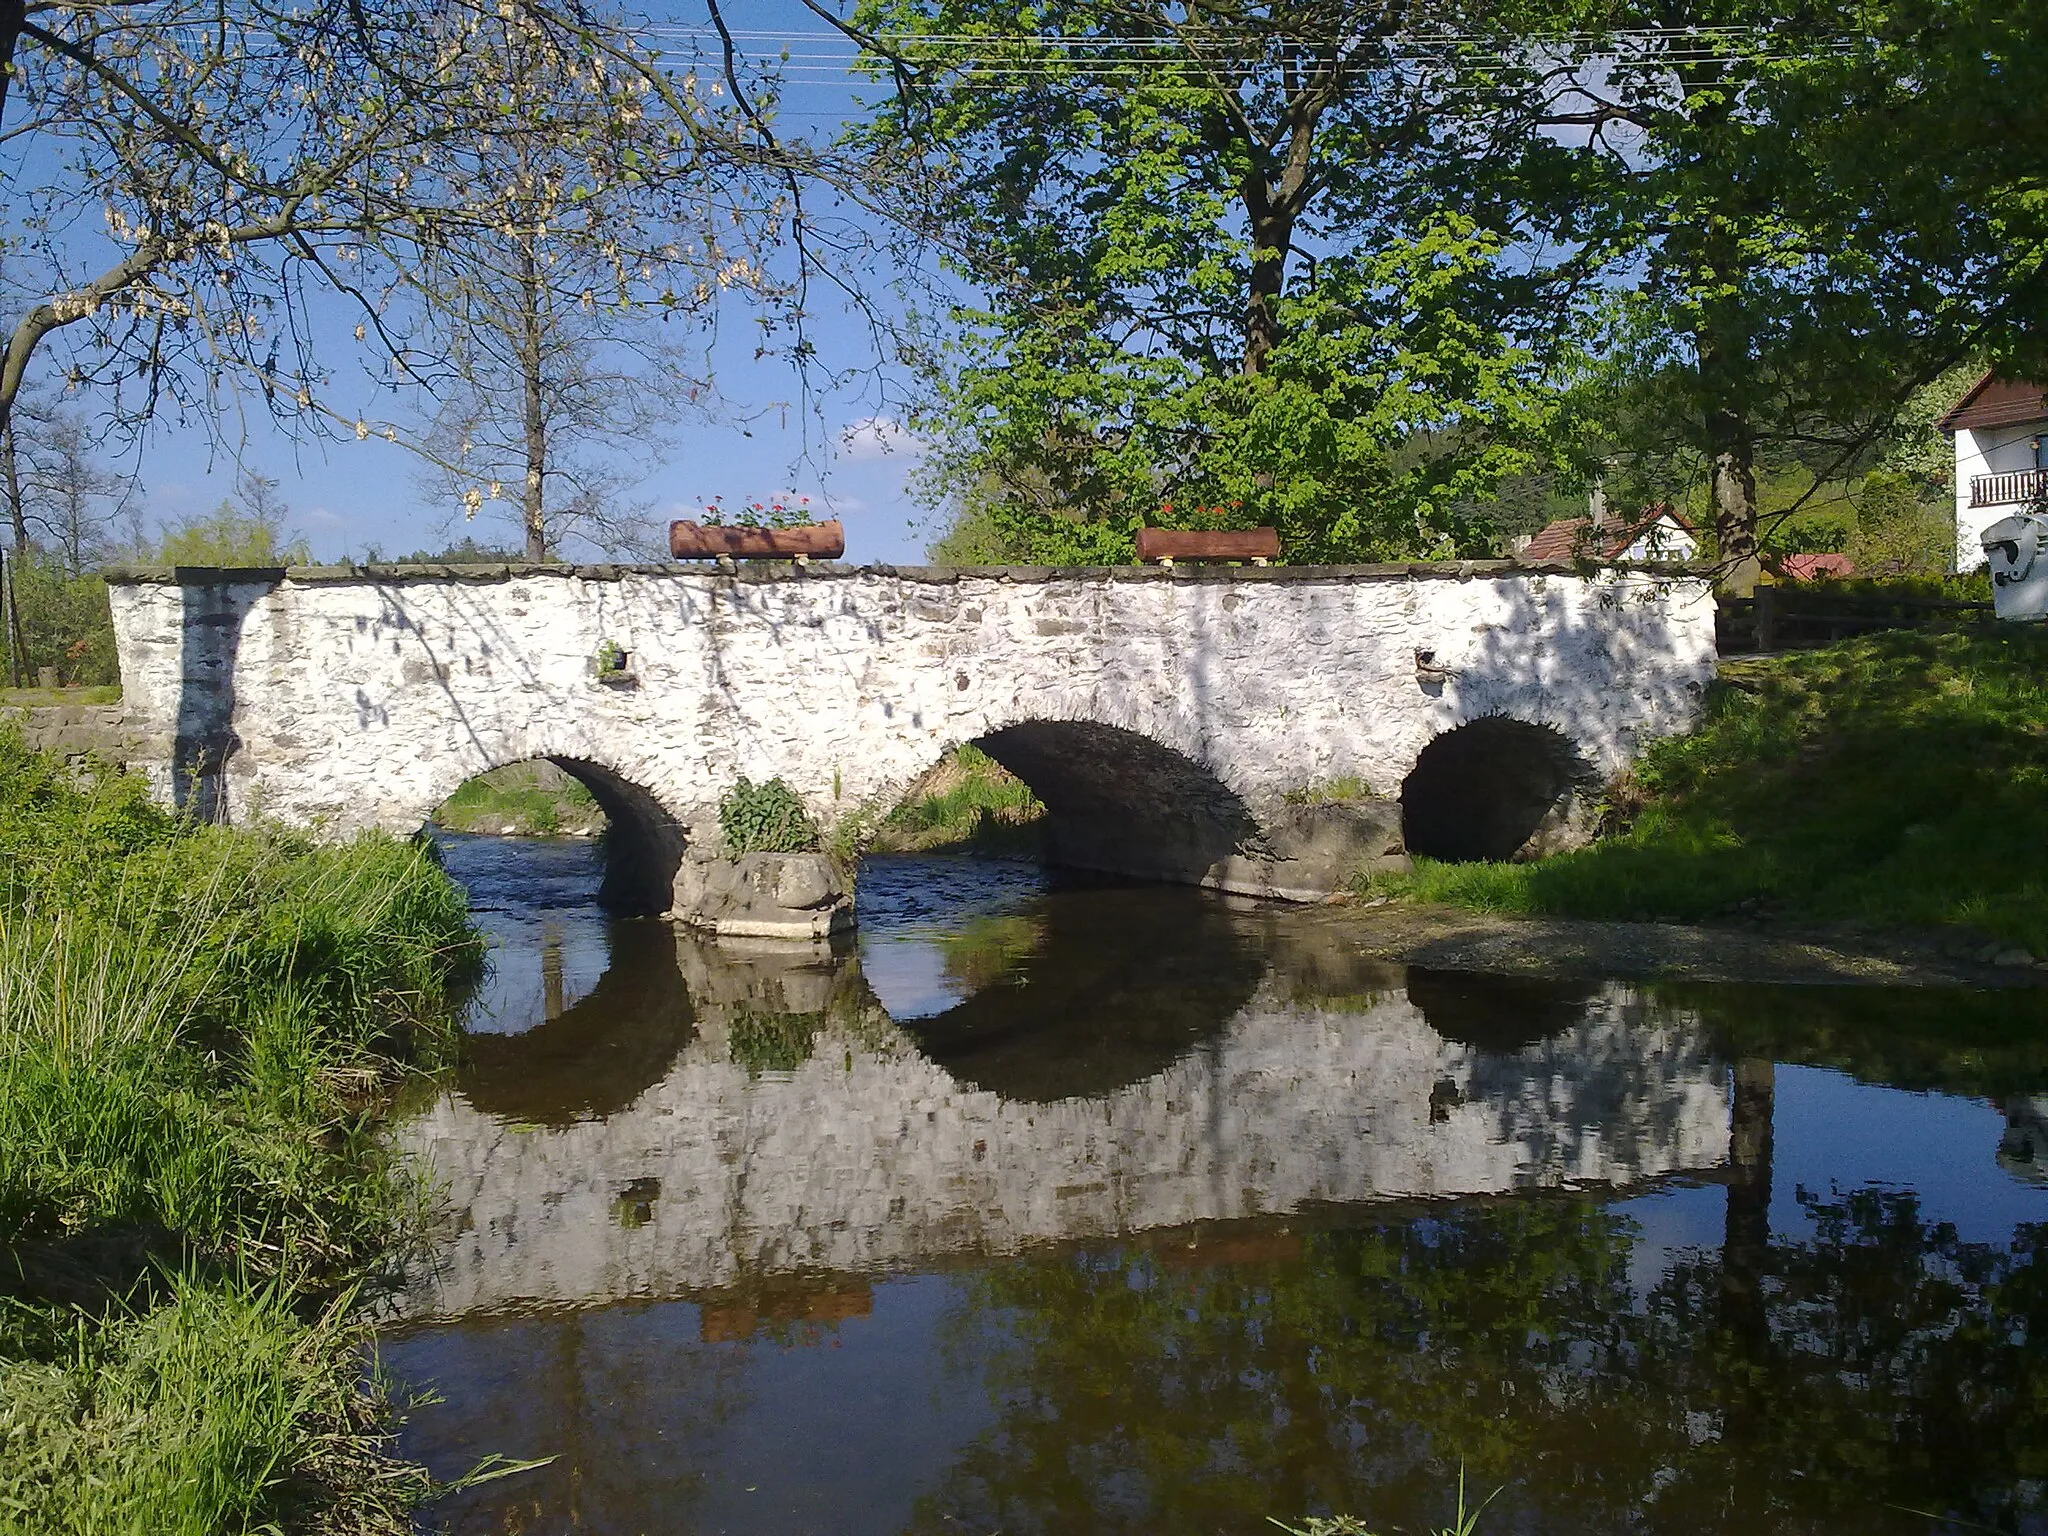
105, 560, 1716, 907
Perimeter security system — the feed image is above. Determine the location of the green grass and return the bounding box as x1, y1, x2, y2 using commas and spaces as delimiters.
0, 685, 123, 707
1284, 774, 1376, 806
1362, 627, 2048, 955
0, 729, 480, 1533
1273, 1471, 1499, 1535
870, 744, 1045, 854
431, 761, 601, 836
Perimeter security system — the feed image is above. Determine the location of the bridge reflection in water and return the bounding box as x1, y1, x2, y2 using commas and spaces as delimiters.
384, 841, 2048, 1536
396, 855, 1732, 1319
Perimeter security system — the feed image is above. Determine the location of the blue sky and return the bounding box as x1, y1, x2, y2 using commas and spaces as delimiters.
44, 1, 946, 567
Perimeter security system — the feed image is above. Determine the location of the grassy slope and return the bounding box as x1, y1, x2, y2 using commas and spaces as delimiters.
0, 732, 480, 1535
431, 761, 602, 837
1368, 627, 2048, 955
869, 744, 1045, 854
0, 685, 123, 707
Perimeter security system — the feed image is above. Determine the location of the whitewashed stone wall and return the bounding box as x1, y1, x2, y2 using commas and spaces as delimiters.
105, 563, 1716, 894
395, 980, 1730, 1317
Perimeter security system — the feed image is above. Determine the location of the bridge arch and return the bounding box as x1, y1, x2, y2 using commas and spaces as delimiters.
883, 717, 1264, 890
425, 753, 687, 916
1399, 716, 1593, 863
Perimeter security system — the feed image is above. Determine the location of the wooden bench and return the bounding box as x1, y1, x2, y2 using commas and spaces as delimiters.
1134, 527, 1280, 566
669, 519, 845, 562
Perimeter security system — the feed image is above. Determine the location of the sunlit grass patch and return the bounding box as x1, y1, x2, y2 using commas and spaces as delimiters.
1361, 627, 2048, 954
871, 743, 1045, 854
431, 761, 602, 837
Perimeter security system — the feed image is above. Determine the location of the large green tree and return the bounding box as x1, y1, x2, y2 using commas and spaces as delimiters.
849, 0, 1569, 563
847, 0, 2047, 574
1517, 0, 2048, 584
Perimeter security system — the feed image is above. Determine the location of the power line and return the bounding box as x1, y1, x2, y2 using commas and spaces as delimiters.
630, 24, 1865, 89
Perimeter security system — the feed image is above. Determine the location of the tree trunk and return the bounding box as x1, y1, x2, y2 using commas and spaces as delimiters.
1, 417, 27, 558
1678, 54, 1763, 595
517, 237, 549, 562
1708, 401, 1762, 596
1, 421, 27, 686
1243, 214, 1293, 378
1236, 49, 1327, 379
0, 0, 26, 128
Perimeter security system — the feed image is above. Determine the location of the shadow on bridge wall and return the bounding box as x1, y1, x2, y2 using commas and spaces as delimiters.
173, 575, 278, 819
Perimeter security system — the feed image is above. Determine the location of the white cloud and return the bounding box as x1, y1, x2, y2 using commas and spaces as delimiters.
838, 415, 921, 462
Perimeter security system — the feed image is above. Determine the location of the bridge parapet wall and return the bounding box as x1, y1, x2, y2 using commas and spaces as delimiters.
102, 561, 1717, 901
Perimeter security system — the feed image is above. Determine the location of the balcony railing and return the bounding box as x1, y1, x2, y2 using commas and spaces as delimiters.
1970, 468, 2046, 508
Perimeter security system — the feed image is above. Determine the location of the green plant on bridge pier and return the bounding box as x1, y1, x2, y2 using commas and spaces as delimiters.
717, 776, 820, 855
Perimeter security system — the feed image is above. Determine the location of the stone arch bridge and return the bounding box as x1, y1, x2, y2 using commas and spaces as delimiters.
103, 560, 1716, 913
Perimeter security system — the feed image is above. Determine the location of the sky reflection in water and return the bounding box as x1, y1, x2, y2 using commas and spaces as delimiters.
383, 833, 2048, 1536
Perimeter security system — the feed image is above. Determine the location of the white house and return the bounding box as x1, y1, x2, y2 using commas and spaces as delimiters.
1942, 372, 2048, 570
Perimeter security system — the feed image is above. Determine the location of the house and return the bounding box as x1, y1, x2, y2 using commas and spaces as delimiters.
1940, 372, 2048, 570
1771, 551, 1856, 583
1519, 502, 1697, 564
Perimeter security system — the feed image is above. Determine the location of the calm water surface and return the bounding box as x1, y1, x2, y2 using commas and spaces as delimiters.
382, 834, 2048, 1536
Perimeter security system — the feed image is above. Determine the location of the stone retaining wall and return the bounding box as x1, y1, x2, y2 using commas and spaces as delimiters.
0, 701, 156, 769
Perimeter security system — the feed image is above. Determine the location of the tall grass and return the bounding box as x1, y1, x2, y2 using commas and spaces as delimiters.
1363, 628, 2048, 953
0, 729, 479, 1533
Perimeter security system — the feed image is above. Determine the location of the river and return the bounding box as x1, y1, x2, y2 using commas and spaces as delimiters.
379, 833, 2048, 1535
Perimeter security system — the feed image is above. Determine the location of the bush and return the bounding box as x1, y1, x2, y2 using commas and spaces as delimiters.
0, 554, 118, 686
717, 775, 819, 854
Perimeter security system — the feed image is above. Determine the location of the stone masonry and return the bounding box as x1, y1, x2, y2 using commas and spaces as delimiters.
103, 561, 1718, 906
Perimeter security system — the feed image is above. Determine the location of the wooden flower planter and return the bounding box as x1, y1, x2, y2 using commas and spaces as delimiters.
669, 520, 846, 560
1134, 527, 1280, 565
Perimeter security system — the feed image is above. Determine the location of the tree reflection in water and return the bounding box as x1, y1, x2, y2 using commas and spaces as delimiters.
907, 1188, 2048, 1536
398, 840, 2048, 1535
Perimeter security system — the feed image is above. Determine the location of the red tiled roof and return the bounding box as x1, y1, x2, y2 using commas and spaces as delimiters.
1522, 505, 1694, 563
1521, 517, 1596, 562
1774, 552, 1856, 583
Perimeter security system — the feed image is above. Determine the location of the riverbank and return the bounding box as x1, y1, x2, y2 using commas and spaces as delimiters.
431, 760, 604, 837
1312, 900, 2047, 988
1361, 627, 2048, 957
0, 730, 480, 1534
868, 744, 1045, 854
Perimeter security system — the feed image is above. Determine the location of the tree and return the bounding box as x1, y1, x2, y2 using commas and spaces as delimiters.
400, 28, 732, 562
153, 470, 311, 566
1511, 0, 2048, 585
9, 404, 132, 573
0, 0, 790, 469
849, 0, 1568, 562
